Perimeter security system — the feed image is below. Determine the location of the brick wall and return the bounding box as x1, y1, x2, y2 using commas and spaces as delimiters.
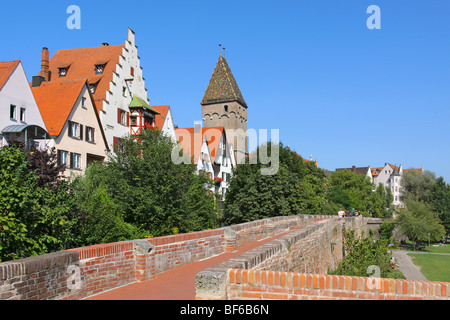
226, 269, 450, 300
0, 229, 225, 300
0, 214, 404, 301
195, 216, 344, 299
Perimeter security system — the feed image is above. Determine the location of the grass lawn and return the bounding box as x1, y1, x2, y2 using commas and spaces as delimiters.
407, 253, 450, 282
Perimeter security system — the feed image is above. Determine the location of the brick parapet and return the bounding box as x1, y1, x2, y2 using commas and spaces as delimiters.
226, 269, 450, 300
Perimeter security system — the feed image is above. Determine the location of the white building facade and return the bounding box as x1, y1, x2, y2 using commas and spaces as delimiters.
0, 60, 49, 149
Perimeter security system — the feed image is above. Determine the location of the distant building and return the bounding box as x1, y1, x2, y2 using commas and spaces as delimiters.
153, 105, 177, 143
0, 60, 49, 149
175, 124, 235, 198
336, 166, 372, 181
372, 163, 423, 207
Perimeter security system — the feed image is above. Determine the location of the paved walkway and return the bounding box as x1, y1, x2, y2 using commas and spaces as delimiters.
85, 231, 293, 300
392, 250, 427, 281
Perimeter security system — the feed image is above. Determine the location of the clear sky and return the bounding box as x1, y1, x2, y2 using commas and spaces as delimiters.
2, 0, 449, 182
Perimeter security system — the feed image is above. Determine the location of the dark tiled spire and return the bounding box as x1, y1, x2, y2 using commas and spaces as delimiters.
201, 56, 247, 108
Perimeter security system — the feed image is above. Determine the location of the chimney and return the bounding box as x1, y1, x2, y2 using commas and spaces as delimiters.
31, 75, 45, 88
38, 47, 50, 82
102, 43, 109, 47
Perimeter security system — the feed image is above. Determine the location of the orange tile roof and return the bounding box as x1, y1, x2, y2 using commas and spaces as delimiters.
47, 45, 124, 113
0, 60, 20, 91
152, 106, 170, 130
175, 127, 225, 164
32, 80, 86, 136
403, 168, 423, 174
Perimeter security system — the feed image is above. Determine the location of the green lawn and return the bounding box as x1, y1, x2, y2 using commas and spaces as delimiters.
408, 253, 450, 282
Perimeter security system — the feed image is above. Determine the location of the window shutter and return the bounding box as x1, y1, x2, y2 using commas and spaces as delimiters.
80, 125, 84, 140
127, 112, 130, 127
113, 137, 119, 152
69, 153, 73, 169
57, 150, 61, 166
118, 108, 122, 124
68, 121, 73, 137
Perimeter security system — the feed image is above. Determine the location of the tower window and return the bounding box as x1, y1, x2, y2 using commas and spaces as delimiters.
224, 105, 229, 112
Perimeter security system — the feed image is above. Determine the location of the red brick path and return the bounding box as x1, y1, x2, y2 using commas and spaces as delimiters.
86, 231, 292, 300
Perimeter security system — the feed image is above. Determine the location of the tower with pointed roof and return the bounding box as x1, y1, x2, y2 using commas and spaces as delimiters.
201, 54, 248, 163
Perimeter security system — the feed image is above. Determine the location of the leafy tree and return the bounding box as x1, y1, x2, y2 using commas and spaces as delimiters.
329, 229, 404, 279
0, 146, 76, 262
224, 143, 328, 225
396, 199, 446, 249
429, 177, 450, 237
327, 170, 391, 217
401, 169, 436, 202
74, 129, 219, 239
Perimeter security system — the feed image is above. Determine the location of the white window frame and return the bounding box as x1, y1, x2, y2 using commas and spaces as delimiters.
72, 153, 82, 170
86, 127, 95, 143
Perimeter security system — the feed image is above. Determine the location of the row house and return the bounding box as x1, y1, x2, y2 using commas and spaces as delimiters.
0, 60, 49, 149
33, 28, 176, 150
31, 79, 109, 177
175, 123, 235, 198
372, 163, 423, 207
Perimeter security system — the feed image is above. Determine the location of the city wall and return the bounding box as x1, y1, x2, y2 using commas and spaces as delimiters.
1, 215, 448, 300
0, 214, 327, 300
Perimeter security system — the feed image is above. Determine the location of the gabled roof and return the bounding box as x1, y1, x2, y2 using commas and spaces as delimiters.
201, 56, 247, 107
152, 105, 170, 130
336, 166, 371, 175
32, 80, 87, 136
47, 45, 124, 112
0, 60, 20, 91
175, 126, 225, 164
129, 95, 159, 114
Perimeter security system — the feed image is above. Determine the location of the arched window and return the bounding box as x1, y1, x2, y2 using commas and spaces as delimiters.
224, 105, 229, 112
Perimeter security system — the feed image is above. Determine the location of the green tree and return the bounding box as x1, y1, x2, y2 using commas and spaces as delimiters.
329, 229, 404, 279
327, 170, 390, 217
74, 129, 219, 239
401, 170, 436, 202
224, 143, 328, 225
396, 199, 446, 249
429, 177, 450, 237
0, 146, 76, 262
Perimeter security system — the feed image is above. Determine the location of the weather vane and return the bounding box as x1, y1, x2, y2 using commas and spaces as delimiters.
219, 44, 226, 57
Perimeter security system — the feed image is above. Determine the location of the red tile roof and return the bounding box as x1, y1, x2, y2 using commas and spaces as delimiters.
175, 127, 225, 164
0, 60, 20, 91
46, 45, 124, 112
32, 80, 86, 136
152, 106, 170, 130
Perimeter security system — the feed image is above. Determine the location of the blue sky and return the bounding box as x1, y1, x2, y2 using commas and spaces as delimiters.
2, 0, 449, 182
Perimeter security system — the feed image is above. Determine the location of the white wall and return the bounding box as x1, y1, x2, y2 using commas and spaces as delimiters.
0, 62, 47, 147
101, 28, 149, 149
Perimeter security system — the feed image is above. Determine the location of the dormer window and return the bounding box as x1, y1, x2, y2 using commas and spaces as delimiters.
95, 64, 106, 75
59, 67, 68, 77
90, 83, 97, 94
